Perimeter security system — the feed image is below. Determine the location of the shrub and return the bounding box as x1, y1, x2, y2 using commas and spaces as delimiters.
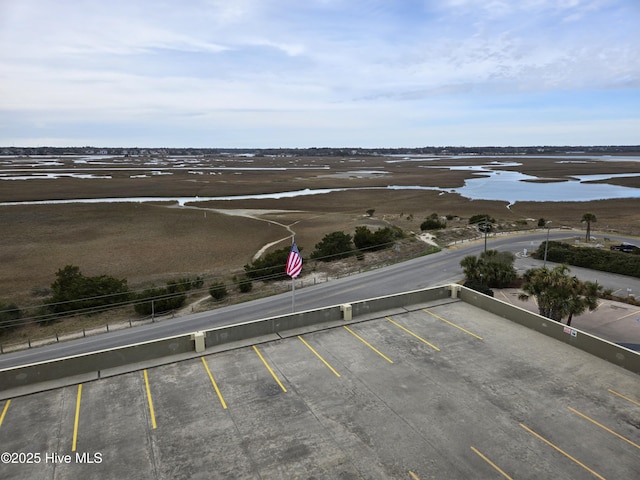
353, 226, 403, 252
134, 287, 186, 315
237, 277, 253, 293
463, 281, 494, 297
48, 265, 129, 317
0, 302, 22, 335
534, 241, 640, 278
311, 231, 354, 261
420, 218, 446, 230
209, 281, 228, 300
244, 246, 292, 281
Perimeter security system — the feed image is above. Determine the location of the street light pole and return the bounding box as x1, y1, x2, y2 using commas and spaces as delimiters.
484, 216, 488, 253
543, 221, 552, 268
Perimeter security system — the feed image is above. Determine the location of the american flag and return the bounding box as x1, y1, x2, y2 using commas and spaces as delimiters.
286, 243, 303, 278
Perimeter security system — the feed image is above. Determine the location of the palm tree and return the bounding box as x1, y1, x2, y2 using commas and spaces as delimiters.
581, 213, 597, 242
519, 265, 601, 324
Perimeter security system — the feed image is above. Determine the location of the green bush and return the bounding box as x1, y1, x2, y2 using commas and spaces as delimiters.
420, 218, 446, 230
134, 287, 186, 315
0, 302, 22, 335
534, 241, 640, 278
209, 281, 228, 300
311, 231, 354, 261
244, 246, 292, 281
463, 281, 494, 297
353, 226, 403, 252
237, 277, 253, 293
48, 265, 129, 317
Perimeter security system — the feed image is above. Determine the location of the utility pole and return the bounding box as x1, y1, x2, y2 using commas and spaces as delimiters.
543, 221, 552, 268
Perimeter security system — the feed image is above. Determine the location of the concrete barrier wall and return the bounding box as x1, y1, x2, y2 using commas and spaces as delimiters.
4, 283, 636, 392
458, 286, 640, 374
0, 334, 195, 391
0, 286, 452, 391
351, 286, 452, 317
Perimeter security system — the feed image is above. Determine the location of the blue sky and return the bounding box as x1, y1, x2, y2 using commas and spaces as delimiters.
1, 0, 639, 148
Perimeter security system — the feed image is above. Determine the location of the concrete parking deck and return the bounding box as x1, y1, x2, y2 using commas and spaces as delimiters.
1, 298, 638, 479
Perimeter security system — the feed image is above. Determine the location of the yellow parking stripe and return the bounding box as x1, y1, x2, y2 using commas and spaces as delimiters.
72, 384, 82, 452
0, 399, 10, 427
423, 309, 483, 340
343, 326, 393, 364
608, 388, 640, 407
386, 317, 440, 351
253, 345, 287, 392
569, 406, 640, 449
470, 446, 513, 480
520, 423, 606, 480
143, 370, 157, 429
298, 336, 341, 377
202, 357, 228, 409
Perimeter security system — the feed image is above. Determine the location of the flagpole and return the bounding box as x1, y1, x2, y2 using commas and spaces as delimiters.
291, 236, 295, 312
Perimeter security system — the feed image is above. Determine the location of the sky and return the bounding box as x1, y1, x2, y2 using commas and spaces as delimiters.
1, 0, 639, 148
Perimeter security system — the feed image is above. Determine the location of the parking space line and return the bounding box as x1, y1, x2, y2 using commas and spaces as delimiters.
143, 370, 157, 429
201, 357, 228, 409
608, 388, 640, 407
0, 399, 10, 427
253, 345, 287, 393
423, 309, 483, 340
470, 446, 513, 480
343, 326, 393, 364
72, 384, 82, 452
385, 317, 440, 351
520, 423, 606, 480
409, 470, 421, 479
568, 406, 640, 449
616, 308, 640, 321
298, 336, 341, 377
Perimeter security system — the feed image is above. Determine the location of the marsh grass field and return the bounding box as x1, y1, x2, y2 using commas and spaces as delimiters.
2, 152, 640, 337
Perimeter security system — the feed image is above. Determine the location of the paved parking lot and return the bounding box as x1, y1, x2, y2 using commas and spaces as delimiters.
1, 299, 639, 479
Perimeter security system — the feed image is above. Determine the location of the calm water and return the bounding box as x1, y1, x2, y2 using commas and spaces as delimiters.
1, 155, 639, 206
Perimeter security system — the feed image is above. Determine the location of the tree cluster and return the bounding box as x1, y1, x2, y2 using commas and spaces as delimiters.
48, 265, 129, 319
519, 265, 601, 325
460, 250, 517, 289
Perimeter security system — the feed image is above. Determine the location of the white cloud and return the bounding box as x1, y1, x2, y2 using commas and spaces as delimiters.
0, 0, 638, 146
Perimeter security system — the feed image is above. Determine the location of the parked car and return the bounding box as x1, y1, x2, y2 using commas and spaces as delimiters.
610, 242, 639, 253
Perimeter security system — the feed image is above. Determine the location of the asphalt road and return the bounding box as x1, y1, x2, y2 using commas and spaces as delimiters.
2, 230, 639, 369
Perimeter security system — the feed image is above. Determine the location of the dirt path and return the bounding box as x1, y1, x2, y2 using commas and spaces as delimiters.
172, 204, 301, 260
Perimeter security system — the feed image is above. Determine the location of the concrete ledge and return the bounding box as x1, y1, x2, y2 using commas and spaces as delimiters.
2, 283, 637, 398
458, 286, 640, 374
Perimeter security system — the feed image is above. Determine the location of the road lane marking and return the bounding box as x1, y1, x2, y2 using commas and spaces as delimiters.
343, 326, 393, 364
608, 388, 640, 407
568, 406, 639, 450
253, 345, 287, 393
143, 370, 157, 428
385, 317, 440, 351
72, 384, 82, 452
470, 446, 513, 480
201, 357, 228, 409
298, 336, 341, 377
423, 309, 483, 340
520, 423, 606, 480
0, 399, 10, 427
